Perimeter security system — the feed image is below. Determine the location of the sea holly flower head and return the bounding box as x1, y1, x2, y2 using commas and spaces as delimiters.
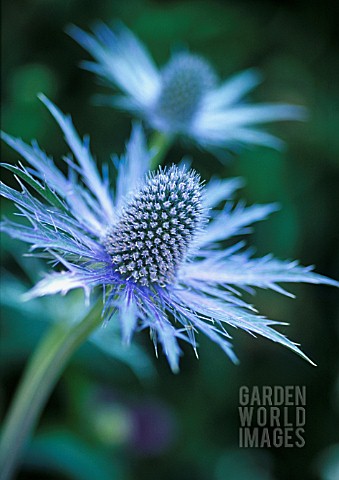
104, 166, 204, 287
1, 96, 337, 372
69, 23, 306, 155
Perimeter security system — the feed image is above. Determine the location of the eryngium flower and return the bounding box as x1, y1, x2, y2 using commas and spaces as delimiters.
1, 96, 337, 372
69, 23, 306, 155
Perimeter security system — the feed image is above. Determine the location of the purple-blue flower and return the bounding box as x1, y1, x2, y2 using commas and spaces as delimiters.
1, 96, 337, 372
69, 22, 306, 155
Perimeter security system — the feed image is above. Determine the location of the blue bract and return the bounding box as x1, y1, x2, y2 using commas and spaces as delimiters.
1, 96, 337, 372
69, 23, 306, 155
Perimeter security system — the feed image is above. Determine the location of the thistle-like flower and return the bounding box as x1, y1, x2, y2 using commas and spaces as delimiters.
69, 23, 306, 155
1, 96, 336, 372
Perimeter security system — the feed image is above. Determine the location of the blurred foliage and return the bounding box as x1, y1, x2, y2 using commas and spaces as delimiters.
1, 1, 339, 479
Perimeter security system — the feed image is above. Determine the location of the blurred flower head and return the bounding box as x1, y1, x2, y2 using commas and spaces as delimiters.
1, 96, 336, 371
69, 22, 306, 156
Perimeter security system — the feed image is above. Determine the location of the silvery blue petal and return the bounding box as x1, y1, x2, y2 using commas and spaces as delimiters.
24, 271, 92, 300
191, 105, 306, 150
39, 95, 116, 227
172, 289, 316, 365
180, 253, 339, 297
114, 123, 152, 208
203, 177, 244, 209
197, 203, 279, 247
118, 293, 139, 345
68, 23, 160, 109
202, 69, 263, 109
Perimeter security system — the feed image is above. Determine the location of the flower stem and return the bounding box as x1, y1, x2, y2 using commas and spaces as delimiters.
149, 131, 174, 170
0, 299, 103, 480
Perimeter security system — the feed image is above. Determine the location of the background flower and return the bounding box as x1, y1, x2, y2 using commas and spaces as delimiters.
69, 22, 306, 158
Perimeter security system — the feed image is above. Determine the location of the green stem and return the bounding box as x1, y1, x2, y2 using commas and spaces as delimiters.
149, 131, 174, 170
0, 299, 103, 480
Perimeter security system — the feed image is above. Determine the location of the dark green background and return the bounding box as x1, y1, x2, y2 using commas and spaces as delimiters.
1, 1, 339, 479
